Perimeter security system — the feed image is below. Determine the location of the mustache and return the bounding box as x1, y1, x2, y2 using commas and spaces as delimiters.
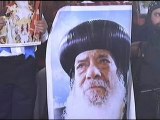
82, 79, 110, 93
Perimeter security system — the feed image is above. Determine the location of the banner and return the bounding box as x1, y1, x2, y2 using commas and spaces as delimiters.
46, 5, 134, 119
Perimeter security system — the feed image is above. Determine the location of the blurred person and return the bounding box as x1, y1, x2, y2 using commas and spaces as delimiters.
131, 1, 160, 119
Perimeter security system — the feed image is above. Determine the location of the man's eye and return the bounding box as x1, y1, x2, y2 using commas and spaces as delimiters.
76, 63, 86, 69
100, 58, 110, 64
155, 13, 160, 17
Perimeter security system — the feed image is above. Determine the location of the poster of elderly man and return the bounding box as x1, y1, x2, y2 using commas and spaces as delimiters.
46, 4, 135, 119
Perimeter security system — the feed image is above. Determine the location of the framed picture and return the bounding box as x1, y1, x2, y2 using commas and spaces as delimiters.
0, 1, 42, 47
46, 4, 134, 119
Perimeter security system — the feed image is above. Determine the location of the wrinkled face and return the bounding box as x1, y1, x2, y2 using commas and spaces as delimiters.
74, 49, 117, 105
151, 8, 160, 29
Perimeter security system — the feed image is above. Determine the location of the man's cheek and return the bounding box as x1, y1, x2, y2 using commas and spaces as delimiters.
75, 74, 86, 87
106, 72, 117, 88
103, 72, 111, 83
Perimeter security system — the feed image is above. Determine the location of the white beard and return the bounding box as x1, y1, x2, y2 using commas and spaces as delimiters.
63, 73, 126, 119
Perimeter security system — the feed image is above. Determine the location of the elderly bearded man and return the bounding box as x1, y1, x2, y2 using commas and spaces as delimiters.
54, 20, 131, 119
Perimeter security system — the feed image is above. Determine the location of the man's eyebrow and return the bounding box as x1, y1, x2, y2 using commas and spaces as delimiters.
76, 58, 88, 63
98, 54, 109, 58
154, 12, 160, 14
75, 55, 88, 65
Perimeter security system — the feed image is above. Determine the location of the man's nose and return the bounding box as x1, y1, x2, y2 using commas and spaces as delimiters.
86, 65, 101, 79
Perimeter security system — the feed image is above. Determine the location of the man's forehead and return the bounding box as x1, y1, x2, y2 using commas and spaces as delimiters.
75, 49, 112, 61
152, 8, 160, 13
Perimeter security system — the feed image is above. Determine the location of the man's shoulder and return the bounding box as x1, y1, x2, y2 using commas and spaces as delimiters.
54, 106, 66, 119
